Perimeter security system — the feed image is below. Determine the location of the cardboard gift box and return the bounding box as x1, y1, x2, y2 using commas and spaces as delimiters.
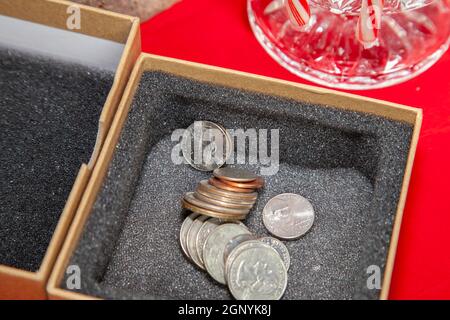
0, 0, 140, 299
47, 53, 422, 300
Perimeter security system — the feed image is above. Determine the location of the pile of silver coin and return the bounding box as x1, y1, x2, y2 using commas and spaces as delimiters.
180, 215, 290, 300
179, 121, 316, 300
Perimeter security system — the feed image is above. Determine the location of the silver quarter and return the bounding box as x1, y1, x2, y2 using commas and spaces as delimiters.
186, 215, 209, 269
203, 223, 251, 284
223, 234, 257, 264
224, 240, 275, 278
259, 237, 290, 271
196, 218, 224, 265
213, 167, 257, 182
196, 219, 246, 265
227, 246, 287, 300
262, 193, 315, 240
179, 213, 200, 260
181, 121, 232, 171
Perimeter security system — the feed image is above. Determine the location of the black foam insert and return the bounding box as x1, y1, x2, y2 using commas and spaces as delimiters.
64, 71, 413, 299
0, 47, 114, 271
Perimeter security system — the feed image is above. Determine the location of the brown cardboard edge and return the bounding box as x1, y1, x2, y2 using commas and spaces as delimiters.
48, 53, 422, 300
47, 55, 145, 300
87, 17, 141, 169
0, 0, 135, 43
379, 110, 423, 300
0, 0, 141, 299
43, 16, 140, 298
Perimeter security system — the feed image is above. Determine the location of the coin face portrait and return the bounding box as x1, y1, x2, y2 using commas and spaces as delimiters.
262, 193, 315, 240
228, 246, 287, 300
203, 223, 251, 284
181, 121, 232, 171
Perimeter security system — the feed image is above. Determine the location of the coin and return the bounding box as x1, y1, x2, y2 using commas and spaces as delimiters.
259, 237, 291, 271
262, 193, 315, 240
223, 233, 257, 263
181, 121, 232, 171
186, 215, 209, 269
213, 167, 257, 182
179, 213, 200, 260
220, 176, 265, 189
224, 240, 275, 278
196, 219, 246, 265
193, 191, 254, 210
198, 180, 257, 201
203, 223, 251, 284
227, 245, 287, 300
195, 218, 224, 265
196, 186, 256, 206
182, 199, 247, 220
184, 192, 249, 216
209, 177, 255, 193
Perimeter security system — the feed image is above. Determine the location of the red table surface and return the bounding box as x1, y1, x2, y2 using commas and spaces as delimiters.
140, 0, 450, 299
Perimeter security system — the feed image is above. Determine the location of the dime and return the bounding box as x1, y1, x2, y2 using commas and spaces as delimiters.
220, 176, 265, 189
209, 177, 255, 193
262, 193, 315, 240
182, 199, 247, 220
184, 192, 249, 216
213, 167, 257, 182
224, 240, 275, 278
179, 213, 200, 260
223, 233, 257, 263
186, 215, 209, 269
227, 245, 287, 300
193, 191, 254, 210
203, 223, 251, 284
197, 180, 257, 201
259, 237, 291, 271
196, 186, 255, 206
181, 121, 232, 171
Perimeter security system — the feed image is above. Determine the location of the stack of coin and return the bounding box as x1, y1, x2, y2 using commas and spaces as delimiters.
181, 167, 264, 220
179, 214, 290, 300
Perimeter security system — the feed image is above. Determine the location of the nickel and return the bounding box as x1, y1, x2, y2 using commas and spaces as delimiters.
262, 193, 315, 240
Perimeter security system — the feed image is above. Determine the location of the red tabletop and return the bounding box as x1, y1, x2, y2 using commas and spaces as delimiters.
140, 0, 450, 299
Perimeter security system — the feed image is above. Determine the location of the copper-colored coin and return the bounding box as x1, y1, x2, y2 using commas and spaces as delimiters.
197, 180, 257, 201
184, 192, 249, 216
196, 186, 256, 206
209, 177, 255, 193
220, 176, 265, 189
193, 191, 254, 210
182, 199, 247, 220
213, 167, 257, 182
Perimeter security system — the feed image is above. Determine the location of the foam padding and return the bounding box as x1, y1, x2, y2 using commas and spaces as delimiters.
0, 48, 114, 271
65, 71, 413, 299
